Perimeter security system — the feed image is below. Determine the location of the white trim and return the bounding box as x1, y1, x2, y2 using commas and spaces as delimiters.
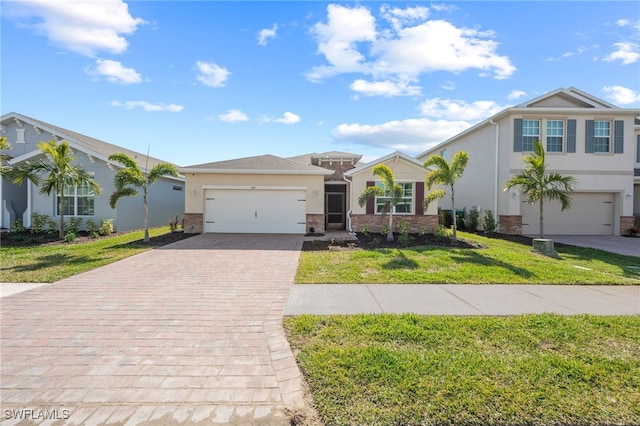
203, 185, 308, 191
344, 151, 425, 176
182, 168, 332, 176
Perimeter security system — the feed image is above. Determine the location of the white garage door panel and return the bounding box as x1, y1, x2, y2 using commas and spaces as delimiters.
205, 189, 306, 234
522, 193, 614, 235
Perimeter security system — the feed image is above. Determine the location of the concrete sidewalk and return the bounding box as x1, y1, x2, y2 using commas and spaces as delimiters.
285, 284, 640, 316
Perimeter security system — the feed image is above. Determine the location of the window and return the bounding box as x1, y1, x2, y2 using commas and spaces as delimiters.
440, 148, 448, 159
546, 120, 564, 152
594, 120, 610, 153
522, 119, 539, 152
56, 182, 95, 216
375, 182, 413, 214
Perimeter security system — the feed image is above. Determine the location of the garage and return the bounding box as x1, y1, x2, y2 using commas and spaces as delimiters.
204, 187, 307, 234
521, 192, 614, 235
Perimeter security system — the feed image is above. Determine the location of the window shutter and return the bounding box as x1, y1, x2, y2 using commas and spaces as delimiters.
366, 181, 375, 214
513, 118, 523, 152
637, 135, 640, 163
585, 120, 595, 153
415, 182, 424, 215
567, 119, 576, 153
614, 120, 624, 154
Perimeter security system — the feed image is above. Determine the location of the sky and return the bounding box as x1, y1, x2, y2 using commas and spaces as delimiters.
1, 1, 639, 166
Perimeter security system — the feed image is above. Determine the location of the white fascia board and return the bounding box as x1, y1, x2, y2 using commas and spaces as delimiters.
178, 168, 333, 176
344, 151, 425, 176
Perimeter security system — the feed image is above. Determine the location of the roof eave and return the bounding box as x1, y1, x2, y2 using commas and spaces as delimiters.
178, 168, 333, 176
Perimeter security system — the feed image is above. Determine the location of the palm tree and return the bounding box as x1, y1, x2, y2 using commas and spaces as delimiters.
504, 140, 576, 239
108, 152, 178, 242
358, 164, 403, 242
0, 136, 12, 177
11, 139, 102, 239
423, 151, 469, 242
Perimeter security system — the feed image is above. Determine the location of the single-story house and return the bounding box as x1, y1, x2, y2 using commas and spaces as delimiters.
416, 87, 640, 236
1, 112, 185, 232
179, 151, 439, 234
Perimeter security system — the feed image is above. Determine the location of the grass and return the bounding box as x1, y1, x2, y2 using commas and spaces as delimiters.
296, 232, 640, 284
285, 314, 640, 426
0, 227, 185, 283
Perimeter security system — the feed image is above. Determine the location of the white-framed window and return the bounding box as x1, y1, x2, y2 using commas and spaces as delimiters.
594, 120, 610, 153
522, 119, 540, 152
546, 120, 564, 152
375, 181, 413, 214
56, 182, 96, 216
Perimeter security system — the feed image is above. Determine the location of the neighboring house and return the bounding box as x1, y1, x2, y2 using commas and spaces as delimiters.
179, 151, 439, 234
416, 87, 640, 236
1, 112, 185, 232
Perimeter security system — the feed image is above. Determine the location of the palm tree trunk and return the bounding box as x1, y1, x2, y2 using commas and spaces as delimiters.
451, 185, 457, 242
539, 198, 544, 239
143, 190, 149, 242
58, 186, 65, 240
386, 212, 394, 242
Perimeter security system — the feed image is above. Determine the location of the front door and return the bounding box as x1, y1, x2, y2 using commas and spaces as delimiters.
325, 192, 345, 230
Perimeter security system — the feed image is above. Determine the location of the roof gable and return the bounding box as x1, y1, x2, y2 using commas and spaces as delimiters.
181, 154, 333, 175
345, 151, 425, 176
516, 87, 617, 109
1, 112, 176, 170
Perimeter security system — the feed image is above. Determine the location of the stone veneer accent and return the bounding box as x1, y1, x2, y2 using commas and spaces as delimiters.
183, 213, 203, 234
307, 214, 325, 234
499, 215, 522, 235
620, 216, 636, 236
350, 214, 438, 234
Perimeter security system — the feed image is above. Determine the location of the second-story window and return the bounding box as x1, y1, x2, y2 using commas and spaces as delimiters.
594, 120, 610, 153
522, 119, 539, 152
546, 120, 564, 152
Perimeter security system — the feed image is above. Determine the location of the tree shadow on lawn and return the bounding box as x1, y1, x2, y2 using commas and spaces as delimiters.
382, 249, 419, 270
447, 250, 535, 279
557, 246, 640, 281
7, 253, 106, 273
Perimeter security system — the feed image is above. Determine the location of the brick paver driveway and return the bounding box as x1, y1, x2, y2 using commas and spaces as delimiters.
1, 234, 306, 425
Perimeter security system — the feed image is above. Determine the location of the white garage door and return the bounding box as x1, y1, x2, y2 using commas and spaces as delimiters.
522, 192, 614, 235
204, 188, 306, 234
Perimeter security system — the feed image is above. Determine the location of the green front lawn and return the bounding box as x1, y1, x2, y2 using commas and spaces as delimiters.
0, 227, 191, 283
285, 314, 640, 426
296, 232, 640, 284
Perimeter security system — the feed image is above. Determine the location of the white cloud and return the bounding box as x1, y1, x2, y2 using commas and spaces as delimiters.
603, 42, 640, 65
217, 109, 249, 122
350, 79, 421, 97
274, 112, 301, 125
196, 61, 230, 88
110, 101, 183, 112
258, 24, 278, 46
332, 118, 471, 154
602, 85, 640, 105
86, 59, 142, 84
3, 0, 145, 57
307, 4, 515, 90
419, 98, 506, 121
508, 90, 527, 100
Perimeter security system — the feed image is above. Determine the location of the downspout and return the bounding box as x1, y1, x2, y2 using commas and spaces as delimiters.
342, 173, 354, 233
489, 119, 499, 232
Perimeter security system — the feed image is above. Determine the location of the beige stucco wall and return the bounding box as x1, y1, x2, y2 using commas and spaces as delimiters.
348, 156, 437, 216
183, 173, 326, 215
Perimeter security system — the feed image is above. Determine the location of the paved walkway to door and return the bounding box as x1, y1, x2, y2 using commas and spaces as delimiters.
1, 234, 306, 425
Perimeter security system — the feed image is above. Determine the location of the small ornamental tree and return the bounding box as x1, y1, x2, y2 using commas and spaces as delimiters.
11, 140, 102, 239
504, 140, 576, 239
108, 152, 178, 242
358, 164, 403, 242
423, 151, 469, 242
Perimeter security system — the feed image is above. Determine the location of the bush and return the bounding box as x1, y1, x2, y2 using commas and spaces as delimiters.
468, 208, 479, 231
31, 212, 56, 234
483, 210, 497, 234
434, 224, 452, 241
381, 223, 390, 237
397, 221, 413, 247
11, 219, 25, 233
455, 208, 466, 229
99, 219, 114, 236
64, 231, 77, 243
65, 217, 83, 234
360, 224, 370, 237
85, 219, 99, 238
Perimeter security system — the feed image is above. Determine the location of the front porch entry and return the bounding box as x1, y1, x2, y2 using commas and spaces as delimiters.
325, 183, 346, 230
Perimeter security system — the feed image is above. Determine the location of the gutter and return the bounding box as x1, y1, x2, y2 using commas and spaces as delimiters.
489, 119, 500, 232
342, 173, 354, 233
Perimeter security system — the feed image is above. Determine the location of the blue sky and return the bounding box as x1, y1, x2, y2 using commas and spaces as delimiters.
2, 1, 639, 166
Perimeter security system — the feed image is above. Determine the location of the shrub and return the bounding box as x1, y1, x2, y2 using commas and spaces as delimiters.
85, 219, 99, 237
31, 212, 56, 234
65, 217, 83, 234
64, 231, 77, 243
11, 219, 25, 234
468, 208, 479, 231
482, 210, 497, 234
360, 224, 370, 236
418, 226, 427, 237
455, 208, 467, 229
434, 224, 452, 241
99, 219, 114, 236
381, 223, 390, 237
